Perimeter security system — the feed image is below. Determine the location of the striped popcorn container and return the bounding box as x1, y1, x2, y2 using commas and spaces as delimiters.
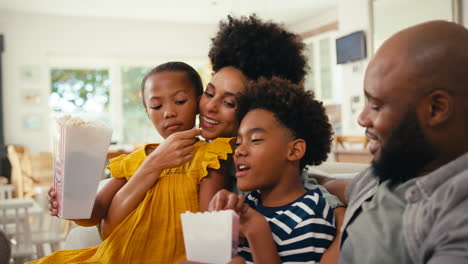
53, 115, 112, 219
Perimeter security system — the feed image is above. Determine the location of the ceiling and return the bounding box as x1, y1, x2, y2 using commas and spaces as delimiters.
0, 0, 337, 25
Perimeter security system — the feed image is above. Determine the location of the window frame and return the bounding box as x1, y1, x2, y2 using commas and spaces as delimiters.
47, 55, 208, 143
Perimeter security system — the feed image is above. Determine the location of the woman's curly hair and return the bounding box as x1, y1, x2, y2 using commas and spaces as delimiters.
237, 77, 333, 169
209, 15, 308, 84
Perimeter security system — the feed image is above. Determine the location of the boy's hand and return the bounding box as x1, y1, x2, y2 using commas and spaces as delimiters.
48, 187, 59, 216
209, 189, 264, 240
147, 128, 202, 171
209, 189, 248, 215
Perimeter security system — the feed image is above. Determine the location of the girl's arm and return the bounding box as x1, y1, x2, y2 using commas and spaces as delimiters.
100, 160, 164, 238
74, 177, 127, 227
198, 168, 227, 212
100, 128, 202, 238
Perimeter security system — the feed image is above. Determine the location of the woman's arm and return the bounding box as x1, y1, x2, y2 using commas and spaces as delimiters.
323, 179, 351, 206
319, 206, 346, 264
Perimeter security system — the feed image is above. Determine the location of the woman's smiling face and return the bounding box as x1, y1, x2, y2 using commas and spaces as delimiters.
199, 67, 248, 139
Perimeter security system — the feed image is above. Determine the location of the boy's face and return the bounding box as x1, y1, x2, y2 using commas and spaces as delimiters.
144, 71, 198, 139
234, 109, 293, 192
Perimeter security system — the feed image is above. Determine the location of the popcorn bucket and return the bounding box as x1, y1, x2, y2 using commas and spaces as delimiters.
53, 115, 112, 219
181, 210, 239, 263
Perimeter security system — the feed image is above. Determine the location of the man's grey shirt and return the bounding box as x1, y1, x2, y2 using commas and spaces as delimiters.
340, 152, 468, 264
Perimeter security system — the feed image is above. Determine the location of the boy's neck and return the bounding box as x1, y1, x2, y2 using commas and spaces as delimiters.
259, 166, 306, 207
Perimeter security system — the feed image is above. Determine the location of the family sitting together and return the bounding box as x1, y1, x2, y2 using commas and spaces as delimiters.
29, 15, 468, 264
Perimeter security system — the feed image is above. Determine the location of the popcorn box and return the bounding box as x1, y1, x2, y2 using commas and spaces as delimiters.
181, 210, 239, 264
53, 115, 112, 219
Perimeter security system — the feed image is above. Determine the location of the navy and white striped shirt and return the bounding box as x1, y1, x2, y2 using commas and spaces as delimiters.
238, 189, 336, 263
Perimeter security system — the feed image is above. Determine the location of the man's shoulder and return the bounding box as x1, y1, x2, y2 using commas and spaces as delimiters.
345, 167, 376, 202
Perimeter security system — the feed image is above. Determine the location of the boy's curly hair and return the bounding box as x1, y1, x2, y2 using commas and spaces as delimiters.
237, 77, 333, 169
209, 15, 308, 84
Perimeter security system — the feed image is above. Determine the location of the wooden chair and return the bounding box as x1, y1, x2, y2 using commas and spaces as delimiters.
30, 187, 68, 258
7, 145, 35, 198
31, 214, 68, 258
7, 145, 53, 198
0, 199, 36, 263
334, 135, 369, 150
333, 135, 372, 164
0, 184, 14, 199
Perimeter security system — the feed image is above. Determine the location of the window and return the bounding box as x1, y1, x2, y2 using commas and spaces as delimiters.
50, 68, 111, 126
303, 31, 342, 134
121, 66, 157, 144
49, 60, 209, 145
303, 31, 338, 104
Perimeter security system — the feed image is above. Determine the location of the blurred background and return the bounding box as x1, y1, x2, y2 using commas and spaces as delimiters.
0, 1, 466, 262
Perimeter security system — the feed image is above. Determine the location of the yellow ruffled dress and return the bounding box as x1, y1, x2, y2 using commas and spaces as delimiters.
28, 137, 233, 264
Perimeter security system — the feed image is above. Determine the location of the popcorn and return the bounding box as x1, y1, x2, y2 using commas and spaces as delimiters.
53, 115, 113, 219
181, 210, 239, 263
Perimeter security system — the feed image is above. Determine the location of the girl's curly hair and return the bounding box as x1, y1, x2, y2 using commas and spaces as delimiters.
209, 15, 308, 84
237, 77, 333, 169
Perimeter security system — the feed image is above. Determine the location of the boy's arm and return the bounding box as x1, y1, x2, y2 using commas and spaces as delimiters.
242, 208, 281, 264
198, 168, 227, 211
319, 206, 346, 264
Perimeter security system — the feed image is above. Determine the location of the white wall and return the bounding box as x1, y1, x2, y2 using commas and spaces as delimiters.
336, 0, 371, 136
0, 11, 216, 153
289, 8, 337, 33
463, 0, 468, 27
290, 1, 371, 136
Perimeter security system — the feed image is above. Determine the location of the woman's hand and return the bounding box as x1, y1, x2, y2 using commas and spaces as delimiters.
145, 128, 202, 171
48, 187, 59, 216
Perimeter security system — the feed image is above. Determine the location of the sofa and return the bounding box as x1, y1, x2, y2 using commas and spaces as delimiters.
63, 161, 369, 250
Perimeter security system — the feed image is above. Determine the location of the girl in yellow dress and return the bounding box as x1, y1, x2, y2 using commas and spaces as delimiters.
31, 61, 235, 264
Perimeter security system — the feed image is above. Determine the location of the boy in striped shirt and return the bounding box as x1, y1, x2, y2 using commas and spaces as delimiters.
209, 77, 336, 263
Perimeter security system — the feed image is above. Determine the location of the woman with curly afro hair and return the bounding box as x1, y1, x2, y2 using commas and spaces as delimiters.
199, 14, 308, 140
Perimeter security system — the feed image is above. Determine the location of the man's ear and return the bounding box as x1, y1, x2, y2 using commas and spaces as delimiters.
287, 139, 306, 162
424, 90, 453, 127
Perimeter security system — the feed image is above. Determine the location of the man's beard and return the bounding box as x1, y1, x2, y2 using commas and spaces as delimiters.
371, 111, 436, 187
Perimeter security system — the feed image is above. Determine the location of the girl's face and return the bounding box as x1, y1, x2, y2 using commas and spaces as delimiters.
199, 67, 248, 139
143, 71, 198, 139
